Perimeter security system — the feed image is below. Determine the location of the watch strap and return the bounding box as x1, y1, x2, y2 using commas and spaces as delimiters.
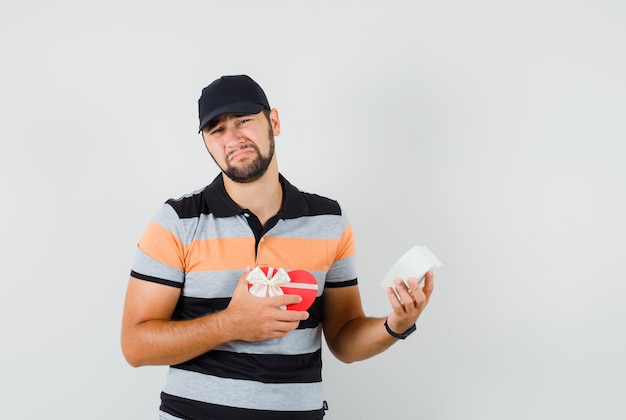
384, 318, 416, 340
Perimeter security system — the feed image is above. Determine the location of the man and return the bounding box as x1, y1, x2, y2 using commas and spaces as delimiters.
121, 75, 434, 420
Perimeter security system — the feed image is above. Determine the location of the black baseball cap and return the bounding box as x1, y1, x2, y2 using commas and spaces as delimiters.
198, 75, 270, 132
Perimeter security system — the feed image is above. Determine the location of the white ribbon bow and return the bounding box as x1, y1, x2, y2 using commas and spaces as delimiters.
247, 266, 291, 298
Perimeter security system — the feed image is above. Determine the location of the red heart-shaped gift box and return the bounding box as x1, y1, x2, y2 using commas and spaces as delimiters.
248, 266, 318, 311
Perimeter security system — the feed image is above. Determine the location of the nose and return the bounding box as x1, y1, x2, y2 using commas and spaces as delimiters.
222, 125, 244, 147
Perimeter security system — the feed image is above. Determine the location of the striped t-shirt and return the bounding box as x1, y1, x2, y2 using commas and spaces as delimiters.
130, 173, 358, 420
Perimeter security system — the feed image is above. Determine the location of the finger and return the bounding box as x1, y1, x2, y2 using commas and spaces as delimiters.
386, 285, 403, 311
268, 293, 303, 308
237, 267, 252, 285
393, 278, 414, 307
405, 277, 422, 304
422, 270, 435, 298
276, 308, 310, 322
231, 269, 253, 298
269, 320, 304, 336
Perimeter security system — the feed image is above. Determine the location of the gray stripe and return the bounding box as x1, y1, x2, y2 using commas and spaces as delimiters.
184, 270, 327, 299
311, 271, 327, 291
190, 213, 251, 241
215, 326, 322, 355
183, 270, 242, 298
159, 412, 182, 420
325, 255, 357, 283
152, 203, 186, 231
132, 248, 185, 284
155, 205, 252, 244
269, 214, 345, 239
163, 368, 323, 411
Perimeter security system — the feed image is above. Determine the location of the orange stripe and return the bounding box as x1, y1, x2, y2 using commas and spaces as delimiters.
256, 236, 343, 271
140, 223, 355, 273
336, 223, 355, 260
186, 237, 257, 272
138, 221, 185, 270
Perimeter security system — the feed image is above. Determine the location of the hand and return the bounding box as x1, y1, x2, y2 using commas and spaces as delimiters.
222, 269, 310, 342
385, 270, 435, 336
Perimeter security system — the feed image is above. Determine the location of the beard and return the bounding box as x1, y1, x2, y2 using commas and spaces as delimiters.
216, 131, 275, 184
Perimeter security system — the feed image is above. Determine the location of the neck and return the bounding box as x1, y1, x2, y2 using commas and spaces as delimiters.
222, 159, 282, 225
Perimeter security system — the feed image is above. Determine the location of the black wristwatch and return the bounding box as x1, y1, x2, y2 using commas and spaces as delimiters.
384, 318, 416, 340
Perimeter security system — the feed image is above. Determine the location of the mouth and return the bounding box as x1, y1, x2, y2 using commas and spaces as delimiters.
228, 145, 256, 162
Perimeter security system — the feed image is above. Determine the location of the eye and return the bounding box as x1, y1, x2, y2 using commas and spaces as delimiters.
208, 126, 223, 136
237, 118, 251, 126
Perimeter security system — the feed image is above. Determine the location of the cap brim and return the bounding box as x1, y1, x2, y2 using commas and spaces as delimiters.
198, 102, 266, 132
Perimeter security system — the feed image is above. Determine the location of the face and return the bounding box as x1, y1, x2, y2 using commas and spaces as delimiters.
201, 109, 280, 183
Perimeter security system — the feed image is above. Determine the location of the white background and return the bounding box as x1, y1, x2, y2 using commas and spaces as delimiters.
1, 1, 625, 419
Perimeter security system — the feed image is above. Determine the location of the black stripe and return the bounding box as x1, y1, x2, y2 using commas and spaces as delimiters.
295, 193, 341, 217
324, 279, 358, 288
299, 297, 323, 328
173, 348, 322, 384
281, 175, 342, 219
167, 174, 243, 219
166, 184, 215, 219
173, 296, 324, 328
161, 392, 325, 420
130, 271, 182, 289
171, 296, 230, 320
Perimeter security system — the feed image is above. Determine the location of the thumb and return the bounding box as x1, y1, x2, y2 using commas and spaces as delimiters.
234, 267, 252, 292
239, 266, 252, 284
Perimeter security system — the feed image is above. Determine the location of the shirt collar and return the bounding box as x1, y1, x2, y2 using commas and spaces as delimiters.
203, 173, 307, 219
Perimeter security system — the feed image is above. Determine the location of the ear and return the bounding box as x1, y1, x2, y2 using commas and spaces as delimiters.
269, 108, 281, 136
